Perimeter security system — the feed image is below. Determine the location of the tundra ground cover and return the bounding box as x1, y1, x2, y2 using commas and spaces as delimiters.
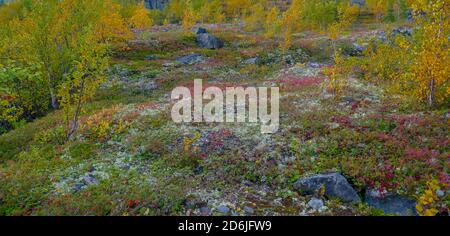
0, 21, 448, 216
0, 0, 449, 216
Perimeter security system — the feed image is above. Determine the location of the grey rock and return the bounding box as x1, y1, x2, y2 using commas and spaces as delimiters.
193, 166, 203, 175
83, 175, 98, 185
144, 0, 168, 10
307, 62, 321, 68
365, 189, 417, 216
392, 27, 413, 37
145, 55, 157, 60
199, 206, 211, 216
377, 27, 413, 44
72, 183, 86, 191
197, 33, 224, 49
243, 206, 255, 214
308, 198, 324, 211
244, 57, 259, 64
184, 199, 197, 209
293, 172, 361, 203
185, 198, 207, 210
351, 0, 365, 6
353, 43, 364, 53
176, 53, 204, 65
436, 189, 445, 198
216, 205, 230, 214
0, 120, 11, 135
344, 43, 364, 56
259, 48, 309, 65
140, 79, 158, 93
144, 81, 157, 91
192, 27, 207, 35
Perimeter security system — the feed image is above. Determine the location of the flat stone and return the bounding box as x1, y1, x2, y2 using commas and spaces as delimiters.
244, 57, 259, 64
365, 189, 418, 216
216, 205, 230, 214
199, 206, 211, 216
243, 206, 255, 214
176, 54, 204, 65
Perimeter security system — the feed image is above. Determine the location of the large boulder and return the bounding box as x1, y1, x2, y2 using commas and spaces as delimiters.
197, 33, 224, 49
293, 172, 361, 203
365, 189, 418, 216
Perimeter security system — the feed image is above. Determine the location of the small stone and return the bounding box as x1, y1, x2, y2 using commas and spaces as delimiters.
308, 198, 324, 211
193, 166, 203, 175
308, 62, 321, 68
436, 189, 445, 198
184, 199, 197, 210
162, 62, 175, 67
443, 112, 450, 119
83, 175, 98, 185
342, 96, 355, 103
329, 123, 340, 129
244, 57, 259, 64
199, 206, 211, 216
216, 205, 230, 214
243, 206, 255, 215
72, 183, 85, 192
145, 55, 157, 60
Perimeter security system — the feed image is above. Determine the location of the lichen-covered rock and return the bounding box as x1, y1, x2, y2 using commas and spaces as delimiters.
365, 189, 418, 216
216, 205, 230, 214
176, 53, 204, 65
197, 33, 224, 49
308, 198, 324, 211
258, 48, 309, 65
244, 57, 259, 64
293, 172, 361, 203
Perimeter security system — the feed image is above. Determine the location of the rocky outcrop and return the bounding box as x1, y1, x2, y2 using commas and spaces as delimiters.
293, 172, 361, 203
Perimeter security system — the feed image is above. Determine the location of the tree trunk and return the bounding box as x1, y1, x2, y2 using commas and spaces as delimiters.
66, 79, 86, 140
428, 79, 435, 107
49, 74, 59, 109
50, 91, 59, 109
